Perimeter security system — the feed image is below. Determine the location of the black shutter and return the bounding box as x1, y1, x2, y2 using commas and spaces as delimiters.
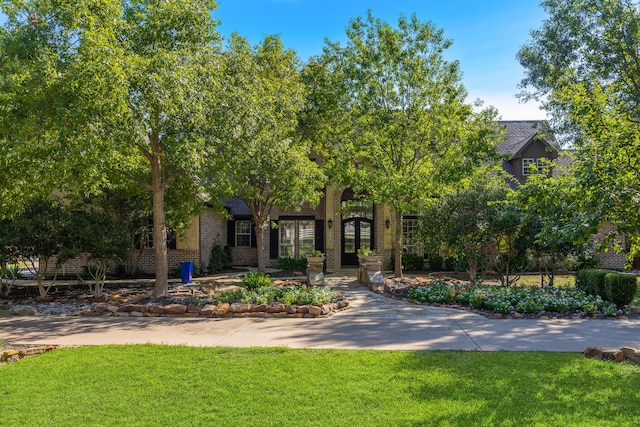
315, 220, 325, 253
250, 222, 257, 248
269, 220, 279, 259
227, 220, 235, 247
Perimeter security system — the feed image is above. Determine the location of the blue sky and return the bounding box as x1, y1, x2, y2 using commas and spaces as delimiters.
215, 0, 548, 120
0, 1, 548, 119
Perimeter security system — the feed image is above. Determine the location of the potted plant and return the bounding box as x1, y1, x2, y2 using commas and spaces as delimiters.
305, 250, 325, 264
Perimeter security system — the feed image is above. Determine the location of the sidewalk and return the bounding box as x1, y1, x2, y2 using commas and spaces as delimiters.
2, 272, 640, 352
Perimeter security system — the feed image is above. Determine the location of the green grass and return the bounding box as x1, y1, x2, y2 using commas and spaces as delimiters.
2, 347, 640, 426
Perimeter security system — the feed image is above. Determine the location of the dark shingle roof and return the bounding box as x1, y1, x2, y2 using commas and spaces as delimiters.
224, 196, 252, 217
497, 120, 557, 159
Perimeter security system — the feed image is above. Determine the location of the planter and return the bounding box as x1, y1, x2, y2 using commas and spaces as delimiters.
306, 255, 326, 285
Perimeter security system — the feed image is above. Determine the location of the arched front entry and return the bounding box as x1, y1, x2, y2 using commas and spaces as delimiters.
341, 189, 374, 265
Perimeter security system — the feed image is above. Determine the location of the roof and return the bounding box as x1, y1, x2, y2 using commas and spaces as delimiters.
497, 120, 558, 159
224, 196, 253, 217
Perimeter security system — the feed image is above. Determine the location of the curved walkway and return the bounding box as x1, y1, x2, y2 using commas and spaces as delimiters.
1, 272, 640, 352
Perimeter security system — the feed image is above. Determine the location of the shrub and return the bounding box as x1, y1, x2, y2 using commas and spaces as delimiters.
276, 256, 307, 271
387, 253, 425, 271
429, 254, 443, 271
240, 272, 273, 290
209, 243, 232, 273
576, 269, 609, 297
604, 273, 638, 306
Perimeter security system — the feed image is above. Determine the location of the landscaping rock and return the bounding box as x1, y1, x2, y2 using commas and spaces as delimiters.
621, 347, 640, 364
119, 304, 147, 313
200, 304, 216, 316
186, 305, 201, 314
584, 347, 602, 359
268, 303, 286, 313
307, 306, 322, 316
601, 349, 625, 362
11, 307, 38, 316
251, 304, 268, 312
163, 304, 187, 315
213, 303, 230, 316
229, 303, 250, 313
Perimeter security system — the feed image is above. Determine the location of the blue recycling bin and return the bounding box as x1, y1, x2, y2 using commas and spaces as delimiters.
180, 261, 193, 284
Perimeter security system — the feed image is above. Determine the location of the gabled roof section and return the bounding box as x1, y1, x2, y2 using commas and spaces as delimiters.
498, 120, 558, 160
224, 196, 253, 218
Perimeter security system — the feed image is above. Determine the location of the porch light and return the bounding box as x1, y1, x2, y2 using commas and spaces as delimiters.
385, 219, 390, 229
327, 219, 333, 228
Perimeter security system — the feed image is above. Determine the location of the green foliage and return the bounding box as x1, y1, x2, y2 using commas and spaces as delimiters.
0, 0, 226, 296
428, 254, 443, 271
387, 253, 424, 271
575, 269, 610, 297
408, 281, 621, 316
215, 34, 325, 272
518, 0, 640, 265
305, 11, 500, 276
605, 273, 638, 306
214, 284, 338, 306
209, 243, 232, 273
239, 272, 273, 291
275, 256, 307, 271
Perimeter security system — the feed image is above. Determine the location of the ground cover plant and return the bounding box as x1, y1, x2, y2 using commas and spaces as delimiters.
1, 346, 639, 426
408, 281, 626, 317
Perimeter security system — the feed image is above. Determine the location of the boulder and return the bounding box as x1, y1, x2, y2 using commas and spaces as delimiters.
584, 347, 602, 359
621, 347, 640, 364
162, 304, 187, 315
213, 303, 230, 316
601, 349, 625, 362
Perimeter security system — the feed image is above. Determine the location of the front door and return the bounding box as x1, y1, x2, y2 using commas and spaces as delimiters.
341, 218, 374, 265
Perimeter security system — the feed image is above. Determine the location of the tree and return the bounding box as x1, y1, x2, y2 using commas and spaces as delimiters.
0, 197, 78, 296
70, 207, 131, 298
215, 34, 325, 272
305, 11, 500, 277
514, 163, 600, 285
0, 1, 226, 295
518, 0, 640, 265
420, 183, 511, 283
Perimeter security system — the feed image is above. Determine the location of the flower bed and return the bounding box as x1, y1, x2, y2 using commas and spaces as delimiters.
406, 281, 625, 318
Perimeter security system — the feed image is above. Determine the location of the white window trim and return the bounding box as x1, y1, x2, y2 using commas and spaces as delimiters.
235, 220, 252, 247
523, 158, 535, 176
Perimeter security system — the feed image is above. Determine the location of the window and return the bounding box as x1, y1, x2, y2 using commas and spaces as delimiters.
235, 220, 252, 247
402, 218, 423, 256
523, 158, 547, 176
522, 158, 535, 176
279, 219, 315, 258
136, 217, 177, 249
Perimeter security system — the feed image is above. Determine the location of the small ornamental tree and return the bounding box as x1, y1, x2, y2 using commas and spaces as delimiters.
0, 198, 77, 296
71, 208, 131, 298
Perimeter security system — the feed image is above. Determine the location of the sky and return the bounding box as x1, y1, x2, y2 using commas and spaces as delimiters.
214, 0, 549, 120
0, 1, 549, 120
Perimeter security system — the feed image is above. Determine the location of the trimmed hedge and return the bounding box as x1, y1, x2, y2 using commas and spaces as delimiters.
429, 254, 443, 271
576, 269, 609, 297
577, 269, 638, 306
605, 273, 638, 306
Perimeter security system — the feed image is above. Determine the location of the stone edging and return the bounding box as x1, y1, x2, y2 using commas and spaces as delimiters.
1, 345, 59, 365
11, 300, 351, 318
584, 346, 640, 365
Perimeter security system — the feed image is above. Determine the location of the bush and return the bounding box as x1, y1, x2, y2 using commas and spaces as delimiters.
576, 269, 609, 297
429, 254, 443, 271
240, 272, 273, 290
275, 256, 307, 271
387, 253, 425, 271
209, 243, 232, 273
605, 273, 638, 306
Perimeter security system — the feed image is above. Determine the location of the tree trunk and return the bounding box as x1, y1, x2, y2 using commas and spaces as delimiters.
151, 152, 169, 297
255, 222, 266, 273
394, 209, 403, 277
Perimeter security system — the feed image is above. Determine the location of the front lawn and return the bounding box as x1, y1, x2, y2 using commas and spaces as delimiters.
2, 346, 639, 426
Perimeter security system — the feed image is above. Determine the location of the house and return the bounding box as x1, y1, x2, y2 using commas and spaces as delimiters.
53, 121, 630, 276
497, 120, 558, 186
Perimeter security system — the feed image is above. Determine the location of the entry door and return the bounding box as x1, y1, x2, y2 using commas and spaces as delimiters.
341, 218, 373, 265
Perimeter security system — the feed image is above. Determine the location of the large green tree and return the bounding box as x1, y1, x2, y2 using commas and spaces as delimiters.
0, 0, 225, 295
518, 0, 640, 265
215, 34, 325, 272
305, 12, 500, 277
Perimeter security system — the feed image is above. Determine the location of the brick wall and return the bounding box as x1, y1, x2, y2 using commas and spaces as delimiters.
594, 223, 627, 270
